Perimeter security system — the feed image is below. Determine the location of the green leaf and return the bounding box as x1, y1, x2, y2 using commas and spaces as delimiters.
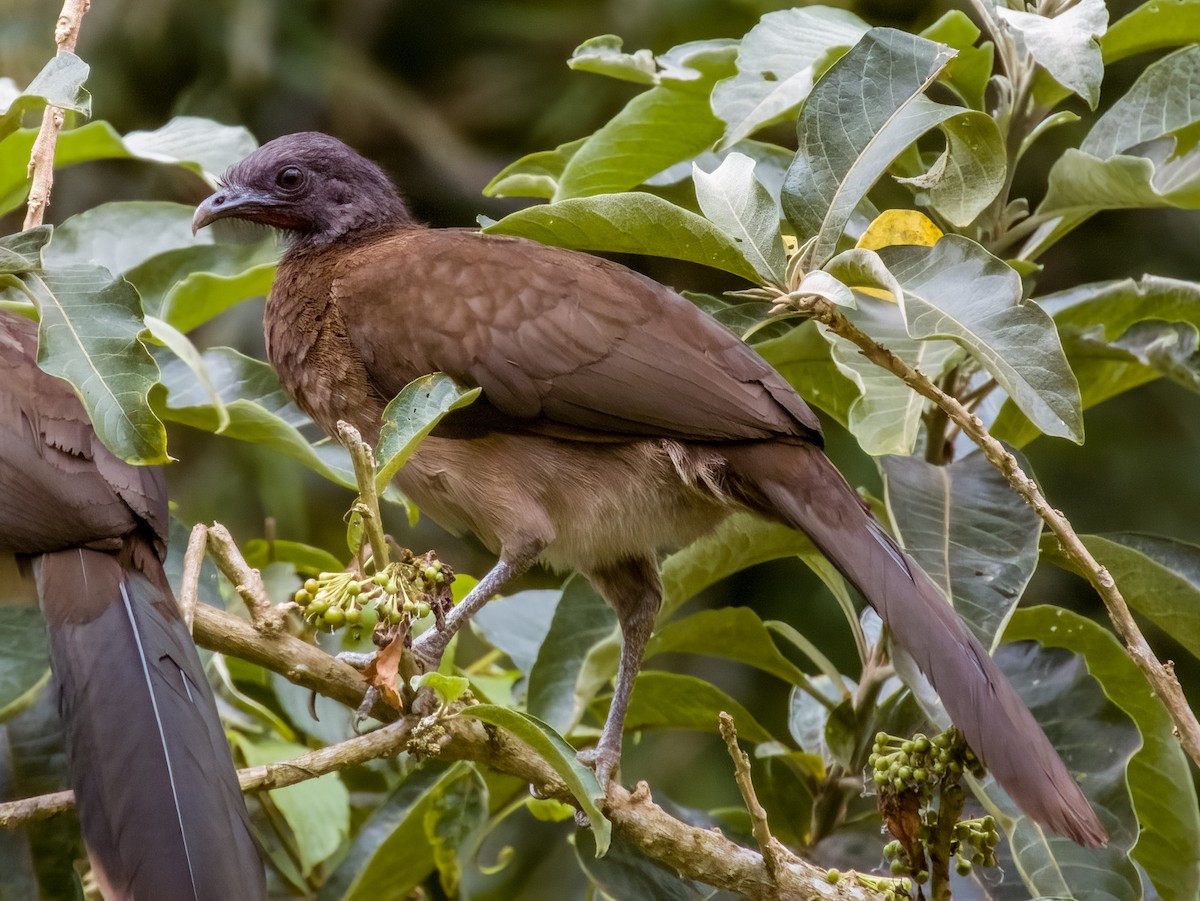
1041, 533, 1200, 660
0, 117, 256, 216
692, 152, 787, 285
615, 671, 773, 744
781, 29, 958, 266
554, 43, 734, 200
711, 6, 869, 149
232, 735, 350, 876
318, 760, 469, 900
567, 35, 657, 84
484, 192, 764, 282
41, 200, 278, 333
1103, 0, 1200, 63
0, 227, 51, 275
424, 765, 488, 896
158, 346, 358, 488
996, 0, 1107, 109
375, 374, 480, 491
1006, 608, 1195, 900
993, 275, 1200, 445
483, 138, 586, 199
660, 512, 849, 620
0, 52, 90, 141
412, 672, 471, 705
921, 11, 993, 111
241, 538, 345, 578
646, 607, 810, 687
470, 588, 562, 680
23, 266, 167, 464
879, 236, 1083, 442
0, 604, 49, 723
882, 451, 1042, 649
459, 704, 610, 855
892, 106, 1005, 226
527, 577, 617, 733
1084, 44, 1200, 160
144, 315, 229, 432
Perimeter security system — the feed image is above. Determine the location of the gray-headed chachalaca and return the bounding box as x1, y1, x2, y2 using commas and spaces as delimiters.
0, 311, 265, 899
193, 132, 1106, 845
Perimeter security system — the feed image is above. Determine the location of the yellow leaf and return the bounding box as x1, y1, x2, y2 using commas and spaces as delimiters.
856, 209, 943, 250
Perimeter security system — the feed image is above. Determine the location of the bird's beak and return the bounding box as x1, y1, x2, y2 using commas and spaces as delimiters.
192, 187, 281, 234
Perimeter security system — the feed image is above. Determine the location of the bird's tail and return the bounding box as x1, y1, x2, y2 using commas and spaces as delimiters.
38, 547, 266, 900
724, 441, 1107, 846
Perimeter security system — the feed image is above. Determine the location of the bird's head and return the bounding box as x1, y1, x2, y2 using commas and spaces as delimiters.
192, 132, 413, 245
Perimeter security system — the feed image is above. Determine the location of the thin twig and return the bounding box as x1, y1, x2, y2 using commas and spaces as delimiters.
804, 296, 1200, 769
720, 712, 795, 892
337, 421, 390, 570
23, 0, 91, 230
178, 522, 208, 633
205, 521, 282, 629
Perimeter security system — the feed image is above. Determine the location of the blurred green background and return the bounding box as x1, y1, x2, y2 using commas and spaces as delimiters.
2, 0, 1197, 870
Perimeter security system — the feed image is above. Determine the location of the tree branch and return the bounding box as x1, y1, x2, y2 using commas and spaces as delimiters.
23, 0, 90, 230
804, 296, 1200, 769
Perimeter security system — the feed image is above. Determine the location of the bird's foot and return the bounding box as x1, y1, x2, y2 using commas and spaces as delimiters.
409, 629, 449, 673
576, 744, 620, 790
352, 685, 379, 733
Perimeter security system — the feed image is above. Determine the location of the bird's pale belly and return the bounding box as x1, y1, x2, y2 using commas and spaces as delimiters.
395, 432, 735, 573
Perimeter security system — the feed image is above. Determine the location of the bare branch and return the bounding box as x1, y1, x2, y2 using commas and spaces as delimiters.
23, 0, 91, 230
337, 420, 390, 569
205, 521, 286, 630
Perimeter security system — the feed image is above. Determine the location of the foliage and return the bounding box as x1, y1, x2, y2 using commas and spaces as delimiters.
3, 2, 1200, 899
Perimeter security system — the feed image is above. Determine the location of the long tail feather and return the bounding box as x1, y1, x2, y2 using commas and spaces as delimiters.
39, 548, 265, 900
727, 441, 1107, 846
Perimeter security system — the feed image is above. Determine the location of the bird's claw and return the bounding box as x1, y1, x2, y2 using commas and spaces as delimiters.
337, 650, 377, 671
352, 685, 379, 733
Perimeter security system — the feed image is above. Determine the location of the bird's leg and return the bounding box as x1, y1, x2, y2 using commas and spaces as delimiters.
410, 545, 542, 671
578, 558, 662, 786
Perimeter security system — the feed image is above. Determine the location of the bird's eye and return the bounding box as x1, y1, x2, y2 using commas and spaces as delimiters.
276, 166, 305, 190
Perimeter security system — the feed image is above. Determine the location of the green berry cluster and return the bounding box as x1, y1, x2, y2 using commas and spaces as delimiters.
292, 551, 451, 633
869, 729, 984, 796
950, 817, 1000, 875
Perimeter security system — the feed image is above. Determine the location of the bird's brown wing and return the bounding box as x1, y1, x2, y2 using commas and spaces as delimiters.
333, 229, 823, 443
0, 316, 162, 556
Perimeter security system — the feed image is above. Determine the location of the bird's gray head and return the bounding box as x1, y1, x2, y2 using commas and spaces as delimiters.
192, 132, 413, 245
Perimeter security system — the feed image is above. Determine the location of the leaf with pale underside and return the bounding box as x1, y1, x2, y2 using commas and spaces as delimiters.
0, 52, 90, 142
375, 374, 480, 491
997, 0, 1107, 109
692, 152, 786, 285
781, 29, 964, 266
710, 6, 869, 149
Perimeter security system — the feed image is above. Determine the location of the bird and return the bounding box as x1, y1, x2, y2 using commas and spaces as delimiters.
0, 310, 266, 899
192, 131, 1106, 846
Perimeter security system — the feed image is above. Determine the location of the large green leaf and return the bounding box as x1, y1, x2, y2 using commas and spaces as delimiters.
879, 236, 1083, 442
614, 671, 773, 744
1041, 533, 1200, 660
780, 29, 958, 266
0, 52, 91, 141
1006, 608, 1196, 901
42, 200, 278, 333
993, 275, 1200, 445
158, 346, 357, 488
459, 705, 610, 855
1030, 45, 1200, 257
483, 192, 763, 282
554, 41, 735, 200
710, 6, 869, 149
232, 735, 350, 876
0, 228, 51, 274
0, 117, 256, 216
692, 152, 786, 285
318, 760, 469, 900
881, 451, 1042, 649
822, 248, 961, 455
470, 589, 562, 682
375, 374, 480, 490
23, 266, 167, 464
920, 10, 993, 111
1102, 0, 1200, 63
527, 577, 617, 733
645, 606, 809, 687
996, 0, 1107, 109
424, 765, 488, 896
